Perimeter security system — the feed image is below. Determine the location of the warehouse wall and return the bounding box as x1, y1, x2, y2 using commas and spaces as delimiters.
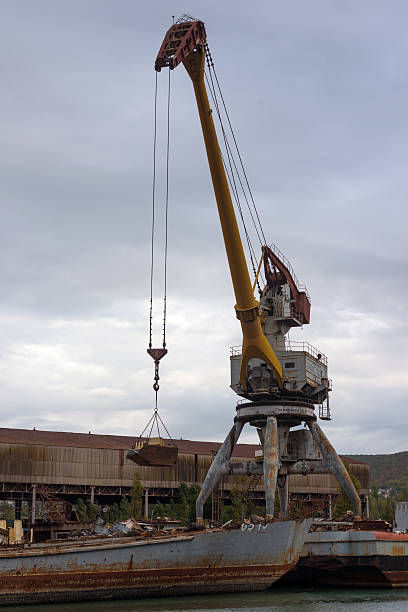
0, 443, 369, 494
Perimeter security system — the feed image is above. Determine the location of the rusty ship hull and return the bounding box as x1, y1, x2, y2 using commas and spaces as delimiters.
0, 519, 311, 605
284, 530, 408, 588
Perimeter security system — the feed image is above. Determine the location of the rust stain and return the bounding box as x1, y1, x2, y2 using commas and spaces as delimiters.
383, 571, 408, 587
264, 417, 279, 519
0, 563, 294, 594
10, 552, 291, 576
373, 532, 408, 541
391, 544, 405, 556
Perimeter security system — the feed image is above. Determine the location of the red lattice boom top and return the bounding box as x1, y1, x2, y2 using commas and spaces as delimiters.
155, 20, 206, 72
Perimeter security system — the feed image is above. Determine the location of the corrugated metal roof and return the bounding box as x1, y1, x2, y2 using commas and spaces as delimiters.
0, 428, 135, 450
0, 428, 259, 458
0, 427, 366, 464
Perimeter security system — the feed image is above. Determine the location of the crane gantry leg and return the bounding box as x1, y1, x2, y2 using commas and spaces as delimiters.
195, 421, 243, 525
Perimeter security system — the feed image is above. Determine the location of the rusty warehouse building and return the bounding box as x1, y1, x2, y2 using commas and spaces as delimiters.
0, 428, 369, 521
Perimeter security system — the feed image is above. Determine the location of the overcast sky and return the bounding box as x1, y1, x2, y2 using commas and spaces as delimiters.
1, 1, 407, 454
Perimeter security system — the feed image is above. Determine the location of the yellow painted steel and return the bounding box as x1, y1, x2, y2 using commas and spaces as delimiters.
252, 248, 265, 294
183, 49, 283, 389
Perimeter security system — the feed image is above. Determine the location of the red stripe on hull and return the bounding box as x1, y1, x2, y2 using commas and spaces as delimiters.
0, 563, 294, 606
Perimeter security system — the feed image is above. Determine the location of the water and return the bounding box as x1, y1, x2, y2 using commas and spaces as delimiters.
3, 588, 408, 612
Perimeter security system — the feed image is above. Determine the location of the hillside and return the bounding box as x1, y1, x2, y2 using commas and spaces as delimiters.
348, 452, 408, 487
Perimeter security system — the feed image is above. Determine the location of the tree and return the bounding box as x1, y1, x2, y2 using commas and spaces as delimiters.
87, 502, 98, 522
369, 495, 379, 520
176, 483, 190, 524
222, 486, 244, 523
151, 501, 165, 519
0, 501, 15, 520
119, 496, 131, 520
164, 499, 177, 519
231, 486, 243, 521
102, 502, 121, 523
186, 485, 200, 524
220, 476, 253, 523
109, 503, 120, 522
378, 495, 386, 519
75, 498, 89, 522
384, 495, 395, 523
130, 472, 144, 519
397, 485, 408, 502
175, 483, 200, 525
333, 462, 361, 517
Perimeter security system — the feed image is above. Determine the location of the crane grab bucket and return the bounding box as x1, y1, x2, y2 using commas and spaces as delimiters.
127, 439, 178, 467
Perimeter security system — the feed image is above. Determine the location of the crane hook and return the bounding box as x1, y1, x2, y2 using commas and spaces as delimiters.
147, 347, 168, 394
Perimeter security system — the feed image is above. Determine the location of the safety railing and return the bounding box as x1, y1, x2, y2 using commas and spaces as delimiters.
231, 341, 327, 365
319, 401, 331, 421
284, 341, 327, 365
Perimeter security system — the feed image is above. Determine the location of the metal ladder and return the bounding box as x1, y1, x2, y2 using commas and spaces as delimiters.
242, 474, 263, 506
319, 400, 331, 420
211, 450, 224, 523
211, 481, 224, 523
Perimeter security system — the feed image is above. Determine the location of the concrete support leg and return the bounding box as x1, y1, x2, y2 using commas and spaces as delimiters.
144, 488, 149, 519
195, 421, 243, 524
263, 416, 279, 520
90, 486, 95, 505
277, 475, 289, 517
328, 494, 332, 520
31, 485, 37, 525
308, 420, 361, 518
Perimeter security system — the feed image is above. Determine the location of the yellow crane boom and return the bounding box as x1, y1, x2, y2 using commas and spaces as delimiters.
156, 19, 283, 390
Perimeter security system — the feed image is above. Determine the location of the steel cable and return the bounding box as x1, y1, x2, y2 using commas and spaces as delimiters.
208, 47, 268, 246
148, 72, 158, 350
163, 66, 171, 349
205, 70, 260, 286
204, 50, 265, 289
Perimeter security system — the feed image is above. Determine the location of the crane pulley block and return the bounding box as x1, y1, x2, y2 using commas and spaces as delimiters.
147, 347, 167, 392
155, 19, 206, 72
147, 347, 168, 362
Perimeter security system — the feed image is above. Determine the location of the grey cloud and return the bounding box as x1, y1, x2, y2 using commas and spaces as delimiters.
0, 0, 407, 453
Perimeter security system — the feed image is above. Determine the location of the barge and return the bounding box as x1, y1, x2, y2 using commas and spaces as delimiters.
282, 529, 408, 588
0, 519, 311, 605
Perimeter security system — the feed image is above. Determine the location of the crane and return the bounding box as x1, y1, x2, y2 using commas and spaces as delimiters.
154, 17, 362, 524
156, 19, 283, 395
